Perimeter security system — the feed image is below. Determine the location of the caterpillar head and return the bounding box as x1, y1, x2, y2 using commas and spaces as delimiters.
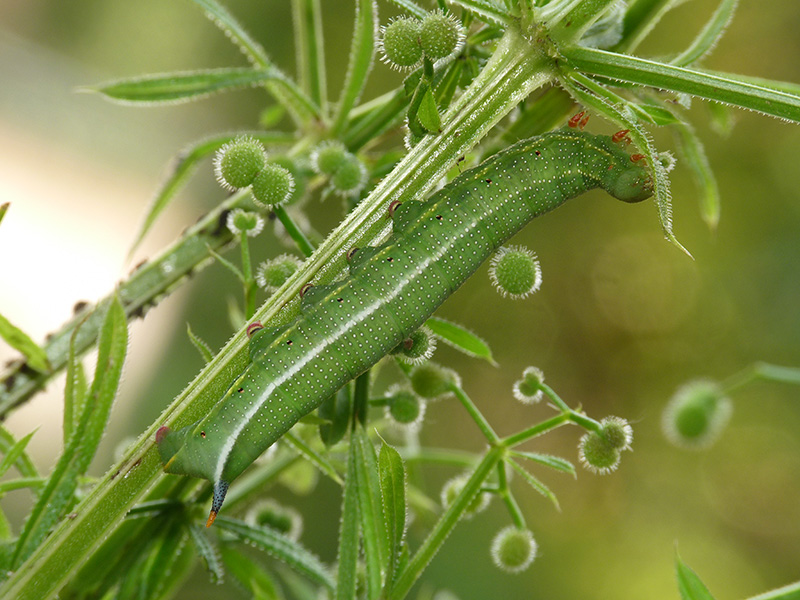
602, 153, 653, 203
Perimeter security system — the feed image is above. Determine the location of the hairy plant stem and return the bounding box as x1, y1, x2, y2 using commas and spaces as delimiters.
0, 27, 555, 600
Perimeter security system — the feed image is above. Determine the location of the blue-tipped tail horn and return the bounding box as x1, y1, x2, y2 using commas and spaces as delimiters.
206, 480, 230, 527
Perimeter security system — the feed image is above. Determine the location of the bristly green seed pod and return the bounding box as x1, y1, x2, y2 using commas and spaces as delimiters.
156, 129, 653, 526
489, 245, 542, 299
599, 416, 633, 451
331, 154, 368, 196
578, 415, 633, 474
490, 526, 537, 574
226, 209, 264, 237
662, 379, 732, 449
245, 499, 303, 541
255, 254, 302, 292
410, 363, 460, 400
392, 327, 436, 364
512, 366, 545, 404
385, 386, 425, 428
419, 10, 465, 61
440, 473, 491, 518
214, 136, 267, 190
251, 163, 295, 208
379, 17, 423, 70
310, 141, 348, 176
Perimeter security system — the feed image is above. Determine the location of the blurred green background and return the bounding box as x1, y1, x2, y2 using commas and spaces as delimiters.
1, 1, 798, 598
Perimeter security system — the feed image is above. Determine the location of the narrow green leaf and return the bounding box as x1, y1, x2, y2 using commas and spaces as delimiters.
190, 0, 270, 65
674, 122, 720, 229
353, 427, 387, 599
425, 317, 495, 364
379, 442, 407, 586
208, 245, 245, 283
135, 519, 190, 600
189, 0, 319, 124
187, 324, 214, 364
508, 460, 560, 511
388, 0, 427, 20
318, 386, 352, 446
336, 435, 361, 600
0, 202, 8, 227
12, 296, 127, 567
78, 295, 128, 473
0, 430, 37, 480
0, 506, 11, 541
332, 0, 377, 135
129, 131, 294, 254
746, 580, 800, 600
0, 313, 50, 373
293, 0, 328, 111
629, 101, 682, 126
63, 322, 87, 445
563, 46, 800, 123
0, 425, 38, 479
417, 87, 443, 133
616, 0, 684, 53
0, 477, 45, 495
510, 451, 576, 476
220, 544, 282, 600
283, 432, 343, 486
671, 0, 738, 67
675, 552, 717, 600
449, 0, 510, 27
88, 68, 283, 104
188, 522, 224, 584
215, 516, 334, 591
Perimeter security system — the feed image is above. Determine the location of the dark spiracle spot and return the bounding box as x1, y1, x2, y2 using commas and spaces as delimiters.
346, 247, 359, 261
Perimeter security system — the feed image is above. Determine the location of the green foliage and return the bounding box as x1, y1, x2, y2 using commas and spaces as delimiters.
2, 1, 800, 600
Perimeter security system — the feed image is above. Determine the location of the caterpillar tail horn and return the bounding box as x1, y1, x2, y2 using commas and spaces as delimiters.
207, 480, 230, 527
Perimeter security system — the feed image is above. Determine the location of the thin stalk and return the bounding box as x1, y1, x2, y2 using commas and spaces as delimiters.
389, 448, 503, 600
274, 206, 316, 258
721, 362, 800, 395
448, 383, 499, 444
496, 461, 526, 529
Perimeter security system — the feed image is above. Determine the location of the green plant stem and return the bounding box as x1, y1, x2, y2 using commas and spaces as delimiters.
239, 232, 257, 318
389, 448, 503, 600
274, 206, 316, 258
721, 362, 800, 395
448, 383, 499, 444
496, 460, 526, 529
0, 190, 253, 418
561, 46, 800, 122
502, 413, 571, 447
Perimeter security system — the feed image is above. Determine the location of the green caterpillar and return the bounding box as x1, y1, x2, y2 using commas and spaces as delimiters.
156, 127, 653, 526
